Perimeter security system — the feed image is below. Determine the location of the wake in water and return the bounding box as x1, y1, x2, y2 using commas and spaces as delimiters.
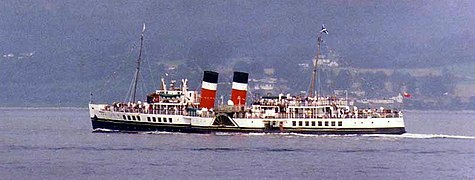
141, 131, 186, 135
235, 132, 475, 139
362, 133, 475, 139
92, 128, 120, 133
240, 132, 360, 137
92, 129, 475, 139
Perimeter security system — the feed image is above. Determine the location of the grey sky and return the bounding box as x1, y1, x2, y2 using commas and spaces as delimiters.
2, 0, 474, 68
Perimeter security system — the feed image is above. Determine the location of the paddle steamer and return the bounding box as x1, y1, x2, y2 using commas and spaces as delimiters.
89, 24, 405, 134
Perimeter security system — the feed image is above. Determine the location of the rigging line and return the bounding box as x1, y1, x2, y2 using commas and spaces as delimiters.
94, 42, 138, 98
131, 68, 141, 102
125, 73, 136, 103
131, 23, 146, 103
299, 67, 312, 93
144, 57, 157, 90
95, 69, 121, 97
122, 36, 142, 103
301, 74, 312, 94
100, 69, 130, 100
97, 62, 129, 97
139, 71, 148, 100
104, 45, 137, 83
124, 42, 140, 103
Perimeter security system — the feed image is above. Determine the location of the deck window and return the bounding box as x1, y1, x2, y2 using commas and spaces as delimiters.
318, 121, 322, 126
158, 118, 162, 122
152, 117, 156, 122
123, 115, 126, 120
127, 116, 131, 120
305, 121, 309, 126
338, 121, 342, 126
169, 118, 172, 123
311, 121, 316, 126
325, 121, 329, 126
137, 116, 141, 121
163, 118, 167, 123
147, 117, 150, 122
292, 121, 296, 126
331, 121, 335, 126
132, 116, 136, 120
298, 121, 303, 126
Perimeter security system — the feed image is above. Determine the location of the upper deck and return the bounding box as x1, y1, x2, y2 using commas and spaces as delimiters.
95, 77, 402, 120
97, 94, 401, 120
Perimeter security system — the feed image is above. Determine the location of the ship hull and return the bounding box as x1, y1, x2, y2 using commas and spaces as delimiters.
91, 117, 405, 134
275, 127, 406, 134
89, 104, 405, 135
91, 117, 192, 133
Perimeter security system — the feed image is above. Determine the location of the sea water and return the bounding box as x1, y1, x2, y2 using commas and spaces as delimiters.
0, 108, 474, 179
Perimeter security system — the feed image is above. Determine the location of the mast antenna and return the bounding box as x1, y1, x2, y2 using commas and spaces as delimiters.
308, 24, 328, 98
132, 23, 146, 102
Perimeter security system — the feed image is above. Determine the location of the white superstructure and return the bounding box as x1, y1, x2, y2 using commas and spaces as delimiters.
89, 78, 405, 134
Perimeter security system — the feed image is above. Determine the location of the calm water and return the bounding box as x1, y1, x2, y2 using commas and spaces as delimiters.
0, 108, 474, 179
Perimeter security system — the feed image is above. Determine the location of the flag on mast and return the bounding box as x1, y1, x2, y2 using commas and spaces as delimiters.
142, 23, 146, 34
320, 24, 328, 34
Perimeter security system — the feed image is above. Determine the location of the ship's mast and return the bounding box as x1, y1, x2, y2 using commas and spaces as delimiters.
308, 24, 328, 98
132, 23, 146, 102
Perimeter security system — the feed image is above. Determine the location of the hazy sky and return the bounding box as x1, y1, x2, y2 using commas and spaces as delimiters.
1, 0, 475, 68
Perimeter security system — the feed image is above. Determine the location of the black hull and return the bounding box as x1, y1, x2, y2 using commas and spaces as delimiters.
91, 118, 406, 135
92, 118, 191, 133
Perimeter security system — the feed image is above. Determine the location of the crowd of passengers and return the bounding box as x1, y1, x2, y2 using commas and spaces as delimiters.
250, 96, 402, 119
104, 102, 186, 115
320, 107, 402, 119
252, 96, 348, 106
242, 107, 401, 119
102, 94, 402, 118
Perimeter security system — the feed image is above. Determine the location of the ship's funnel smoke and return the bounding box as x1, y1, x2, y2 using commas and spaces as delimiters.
199, 71, 219, 109
231, 71, 249, 106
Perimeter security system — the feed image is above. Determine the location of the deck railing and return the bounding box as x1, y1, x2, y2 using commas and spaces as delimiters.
103, 104, 402, 119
